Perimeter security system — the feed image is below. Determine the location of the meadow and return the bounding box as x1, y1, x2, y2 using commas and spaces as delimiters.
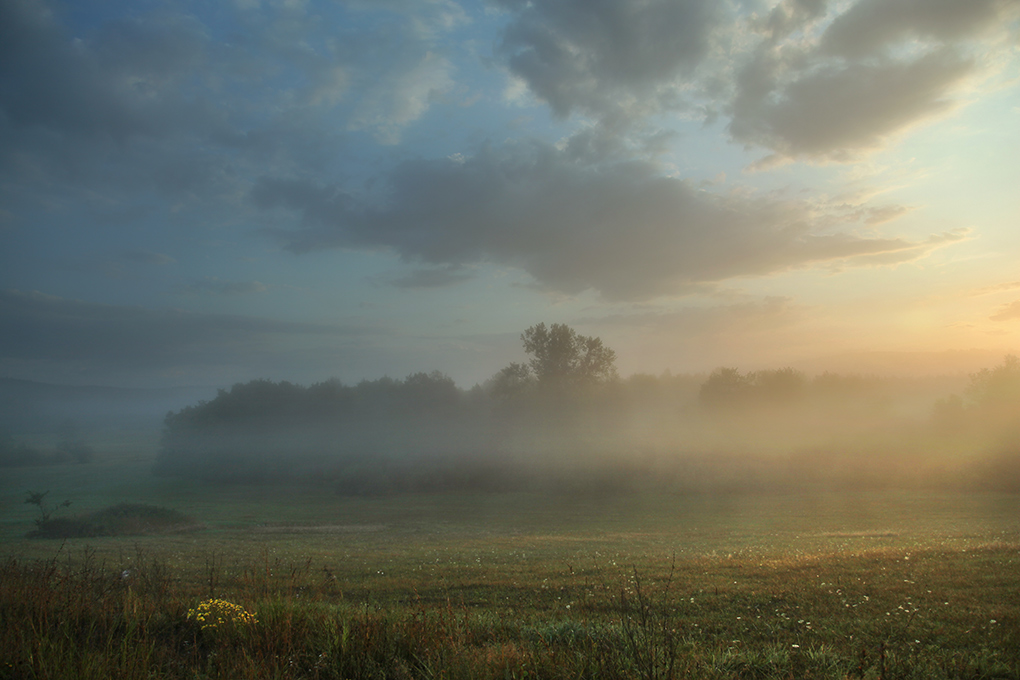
1, 431, 1019, 679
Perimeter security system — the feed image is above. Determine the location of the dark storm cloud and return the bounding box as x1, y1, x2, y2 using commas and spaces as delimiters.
0, 288, 340, 369
497, 0, 723, 122
259, 141, 958, 301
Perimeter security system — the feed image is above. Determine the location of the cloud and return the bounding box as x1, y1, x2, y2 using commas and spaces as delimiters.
53, 249, 178, 282
991, 300, 1020, 321
727, 0, 1019, 162
115, 250, 175, 266
0, 0, 218, 142
0, 0, 462, 207
729, 48, 975, 161
0, 288, 518, 387
580, 297, 814, 373
0, 0, 254, 219
496, 0, 723, 123
858, 205, 913, 226
178, 277, 268, 296
342, 0, 471, 39
257, 140, 962, 301
587, 297, 806, 337
0, 288, 336, 366
492, 0, 1017, 163
0, 288, 390, 385
820, 0, 1015, 58
347, 50, 455, 144
752, 0, 828, 43
831, 229, 968, 266
971, 281, 1020, 296
293, 5, 461, 144
384, 265, 474, 289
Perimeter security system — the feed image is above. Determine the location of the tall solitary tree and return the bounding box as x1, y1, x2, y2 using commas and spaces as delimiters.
520, 322, 617, 388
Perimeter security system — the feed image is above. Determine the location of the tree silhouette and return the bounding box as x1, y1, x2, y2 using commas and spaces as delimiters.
967, 354, 1020, 409
520, 322, 617, 388
699, 367, 751, 409
489, 362, 535, 400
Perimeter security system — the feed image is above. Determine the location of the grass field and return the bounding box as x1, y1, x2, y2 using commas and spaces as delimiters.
2, 436, 1019, 679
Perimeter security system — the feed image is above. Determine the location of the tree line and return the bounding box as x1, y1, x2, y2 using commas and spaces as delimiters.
0, 421, 95, 468
155, 323, 621, 488
154, 324, 1020, 494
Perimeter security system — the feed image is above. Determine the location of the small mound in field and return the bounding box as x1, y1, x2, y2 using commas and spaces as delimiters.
28, 503, 202, 539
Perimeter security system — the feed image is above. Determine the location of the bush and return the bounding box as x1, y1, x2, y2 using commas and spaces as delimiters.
1, 429, 95, 467
29, 503, 201, 539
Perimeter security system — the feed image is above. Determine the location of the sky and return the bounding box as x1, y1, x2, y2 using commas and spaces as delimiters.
1, 0, 1019, 390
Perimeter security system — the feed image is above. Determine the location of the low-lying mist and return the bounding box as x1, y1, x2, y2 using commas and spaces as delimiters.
152, 325, 1020, 496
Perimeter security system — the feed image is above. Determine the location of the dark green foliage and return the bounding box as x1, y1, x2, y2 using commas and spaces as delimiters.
932, 355, 1020, 422
488, 361, 534, 400
1, 423, 95, 467
967, 354, 1020, 408
927, 356, 1020, 491
23, 489, 72, 530
155, 371, 489, 486
699, 367, 753, 408
699, 367, 807, 409
26, 516, 94, 539
154, 325, 620, 491
520, 322, 618, 388
28, 502, 200, 539
153, 336, 1020, 494
488, 323, 619, 405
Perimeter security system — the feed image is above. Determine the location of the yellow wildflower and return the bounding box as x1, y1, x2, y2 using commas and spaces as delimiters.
187, 598, 258, 630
